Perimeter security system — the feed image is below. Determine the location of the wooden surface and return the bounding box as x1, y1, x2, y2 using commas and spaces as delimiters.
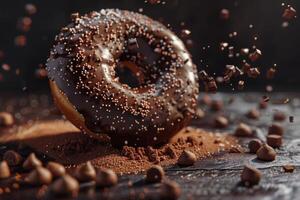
0, 92, 300, 200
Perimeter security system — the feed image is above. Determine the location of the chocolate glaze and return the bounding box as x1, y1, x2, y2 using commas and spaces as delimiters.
46, 9, 199, 147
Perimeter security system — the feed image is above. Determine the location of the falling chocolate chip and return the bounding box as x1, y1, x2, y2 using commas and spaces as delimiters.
246, 109, 260, 119
177, 150, 196, 167
210, 100, 223, 111
180, 29, 191, 38
234, 123, 253, 137
238, 80, 245, 90
76, 161, 96, 182
283, 165, 295, 173
220, 9, 230, 20
23, 153, 42, 170
247, 68, 261, 78
51, 175, 79, 197
268, 123, 284, 136
25, 167, 53, 186
266, 67, 276, 79
241, 165, 261, 186
96, 169, 118, 188
146, 165, 165, 183
240, 48, 250, 56
248, 139, 263, 154
256, 144, 276, 161
160, 180, 181, 200
47, 162, 66, 178
214, 116, 229, 128
0, 112, 14, 127
14, 35, 27, 47
0, 161, 10, 179
25, 3, 37, 15
199, 70, 209, 81
273, 111, 286, 121
204, 77, 217, 93
267, 135, 282, 148
282, 6, 297, 20
3, 150, 23, 166
249, 49, 262, 62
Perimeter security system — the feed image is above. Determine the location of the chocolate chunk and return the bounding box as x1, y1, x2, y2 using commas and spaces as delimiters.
283, 165, 295, 173
146, 165, 165, 183
266, 67, 276, 79
220, 9, 230, 20
282, 6, 297, 20
0, 112, 14, 127
25, 167, 53, 186
248, 139, 263, 153
214, 116, 229, 128
267, 135, 282, 148
96, 169, 118, 188
51, 175, 79, 197
240, 48, 249, 55
180, 29, 191, 38
160, 180, 181, 200
273, 111, 286, 121
256, 144, 276, 161
234, 123, 253, 137
241, 165, 261, 186
76, 161, 96, 182
249, 49, 262, 62
259, 100, 268, 109
14, 35, 27, 47
177, 150, 196, 167
246, 109, 260, 119
3, 150, 23, 166
23, 153, 42, 170
210, 100, 223, 111
47, 162, 66, 178
204, 77, 217, 93
25, 3, 37, 15
238, 80, 245, 90
0, 161, 11, 179
268, 123, 284, 136
247, 68, 261, 78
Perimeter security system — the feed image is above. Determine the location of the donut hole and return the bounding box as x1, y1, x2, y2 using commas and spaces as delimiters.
115, 61, 145, 88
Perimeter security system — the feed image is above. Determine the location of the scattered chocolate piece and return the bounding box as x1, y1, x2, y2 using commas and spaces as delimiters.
240, 48, 250, 56
204, 77, 217, 93
214, 116, 229, 128
14, 35, 27, 47
248, 139, 263, 154
25, 167, 53, 186
266, 67, 276, 79
3, 150, 23, 166
259, 100, 268, 109
51, 175, 79, 197
160, 180, 181, 200
268, 123, 284, 136
210, 100, 223, 111
177, 150, 196, 167
76, 161, 96, 182
256, 144, 276, 161
241, 165, 261, 186
47, 162, 66, 178
267, 135, 282, 148
246, 109, 260, 119
283, 165, 295, 173
180, 29, 191, 38
220, 9, 230, 20
220, 42, 229, 51
273, 111, 286, 121
0, 112, 14, 127
96, 169, 118, 188
25, 3, 37, 15
249, 49, 262, 62
23, 153, 42, 170
0, 161, 10, 179
234, 123, 253, 137
247, 68, 261, 78
146, 165, 165, 183
282, 6, 297, 20
238, 80, 245, 90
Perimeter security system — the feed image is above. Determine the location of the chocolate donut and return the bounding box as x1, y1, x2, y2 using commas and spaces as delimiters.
46, 9, 199, 147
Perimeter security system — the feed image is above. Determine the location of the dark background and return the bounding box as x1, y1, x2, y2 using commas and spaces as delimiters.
0, 0, 299, 92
